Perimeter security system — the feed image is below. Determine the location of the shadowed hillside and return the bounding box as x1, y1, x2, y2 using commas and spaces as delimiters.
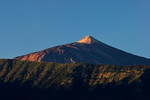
0, 59, 150, 100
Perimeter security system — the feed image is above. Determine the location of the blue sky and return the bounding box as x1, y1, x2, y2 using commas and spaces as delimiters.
0, 0, 150, 59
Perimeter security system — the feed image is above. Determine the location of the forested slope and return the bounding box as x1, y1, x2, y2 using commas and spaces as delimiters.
0, 59, 150, 100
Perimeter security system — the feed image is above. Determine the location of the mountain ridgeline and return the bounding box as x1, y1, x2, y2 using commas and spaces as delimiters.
14, 36, 150, 65
0, 59, 150, 100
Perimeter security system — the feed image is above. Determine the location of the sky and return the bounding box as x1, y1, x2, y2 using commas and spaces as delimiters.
0, 0, 150, 59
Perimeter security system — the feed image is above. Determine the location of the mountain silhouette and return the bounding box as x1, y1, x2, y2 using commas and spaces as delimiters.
14, 36, 150, 65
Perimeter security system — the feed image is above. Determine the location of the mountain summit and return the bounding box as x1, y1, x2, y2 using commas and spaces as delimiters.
77, 35, 100, 44
14, 36, 150, 65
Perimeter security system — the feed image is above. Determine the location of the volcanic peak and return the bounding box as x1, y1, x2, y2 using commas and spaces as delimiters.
77, 35, 100, 44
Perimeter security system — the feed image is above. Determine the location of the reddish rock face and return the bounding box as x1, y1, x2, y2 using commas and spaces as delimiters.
14, 36, 150, 65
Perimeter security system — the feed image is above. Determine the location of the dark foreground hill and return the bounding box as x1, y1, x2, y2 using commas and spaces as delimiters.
14, 36, 150, 65
0, 59, 150, 100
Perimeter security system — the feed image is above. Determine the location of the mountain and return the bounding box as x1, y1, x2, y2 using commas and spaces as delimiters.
0, 59, 150, 100
14, 36, 150, 65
